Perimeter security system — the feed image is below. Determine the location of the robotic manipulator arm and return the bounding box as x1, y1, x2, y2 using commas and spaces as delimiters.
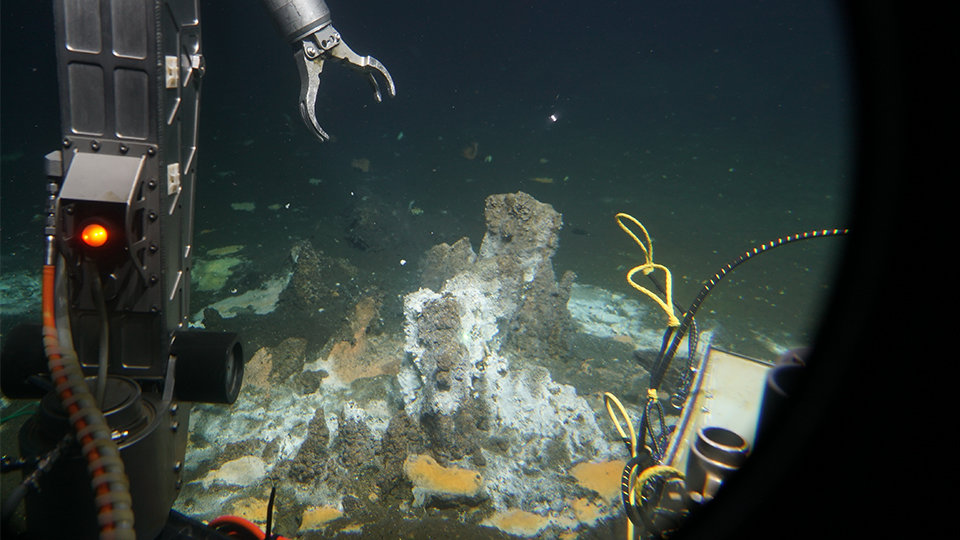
263, 0, 397, 141
0, 1, 393, 539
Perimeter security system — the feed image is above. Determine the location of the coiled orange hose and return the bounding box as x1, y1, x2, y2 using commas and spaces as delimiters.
41, 264, 135, 539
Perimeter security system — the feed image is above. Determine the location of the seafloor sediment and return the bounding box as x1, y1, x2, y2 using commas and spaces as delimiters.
175, 192, 701, 538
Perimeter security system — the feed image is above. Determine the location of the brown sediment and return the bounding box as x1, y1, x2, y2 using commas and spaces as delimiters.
461, 141, 479, 160
326, 297, 401, 385
351, 157, 371, 172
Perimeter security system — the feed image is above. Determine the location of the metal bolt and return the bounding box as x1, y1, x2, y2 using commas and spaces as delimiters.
147, 179, 157, 190
149, 243, 158, 253
119, 144, 128, 154
90, 140, 100, 151
62, 138, 72, 148
146, 146, 156, 156
148, 211, 158, 221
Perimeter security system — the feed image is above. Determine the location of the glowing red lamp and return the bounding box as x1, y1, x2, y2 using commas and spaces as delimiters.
80, 223, 109, 247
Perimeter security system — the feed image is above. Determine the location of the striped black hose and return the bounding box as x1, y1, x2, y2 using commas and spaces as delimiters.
649, 228, 849, 390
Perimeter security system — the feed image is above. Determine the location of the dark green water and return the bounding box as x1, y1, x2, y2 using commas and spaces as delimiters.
2, 0, 850, 358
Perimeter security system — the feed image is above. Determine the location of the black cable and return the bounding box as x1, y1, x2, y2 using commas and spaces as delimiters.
644, 399, 668, 461
86, 260, 110, 407
649, 228, 849, 390
1, 433, 72, 524
670, 318, 700, 409
264, 486, 277, 539
621, 452, 653, 529
637, 272, 700, 407
648, 327, 674, 372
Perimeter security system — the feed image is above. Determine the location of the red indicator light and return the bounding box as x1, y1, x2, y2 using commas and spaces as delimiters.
81, 223, 109, 247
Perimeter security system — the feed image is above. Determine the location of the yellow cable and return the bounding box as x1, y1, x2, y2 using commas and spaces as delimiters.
615, 213, 679, 327
603, 392, 637, 458
603, 392, 637, 539
607, 215, 686, 537
615, 212, 654, 268
605, 390, 684, 539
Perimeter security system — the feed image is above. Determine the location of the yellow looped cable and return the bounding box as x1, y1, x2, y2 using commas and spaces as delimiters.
603, 392, 638, 458
616, 212, 654, 270
616, 212, 680, 327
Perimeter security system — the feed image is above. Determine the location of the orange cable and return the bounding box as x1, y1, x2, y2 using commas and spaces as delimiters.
41, 264, 115, 531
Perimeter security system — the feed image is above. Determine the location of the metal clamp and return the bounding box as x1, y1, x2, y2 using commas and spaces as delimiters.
295, 26, 396, 141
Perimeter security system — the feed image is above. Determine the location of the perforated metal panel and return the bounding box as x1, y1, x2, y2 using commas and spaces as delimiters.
53, 0, 203, 379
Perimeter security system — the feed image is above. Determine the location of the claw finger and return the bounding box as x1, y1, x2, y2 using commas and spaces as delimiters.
295, 49, 330, 141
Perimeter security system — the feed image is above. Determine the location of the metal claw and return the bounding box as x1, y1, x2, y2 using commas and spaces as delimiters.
326, 38, 396, 103
294, 26, 396, 141
295, 47, 330, 142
